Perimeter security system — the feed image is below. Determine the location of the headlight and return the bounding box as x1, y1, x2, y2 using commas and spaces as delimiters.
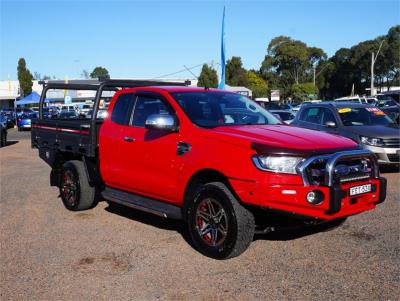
360, 136, 384, 147
252, 155, 304, 174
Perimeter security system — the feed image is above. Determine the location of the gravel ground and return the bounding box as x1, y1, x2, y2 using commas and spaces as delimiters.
1, 129, 399, 301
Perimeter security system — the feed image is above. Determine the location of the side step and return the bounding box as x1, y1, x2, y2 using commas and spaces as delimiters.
101, 187, 182, 220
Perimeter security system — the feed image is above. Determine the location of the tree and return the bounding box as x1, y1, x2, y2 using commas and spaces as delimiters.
226, 56, 248, 86
260, 36, 326, 98
291, 83, 318, 101
247, 71, 268, 98
17, 58, 33, 97
197, 64, 218, 88
90, 66, 109, 79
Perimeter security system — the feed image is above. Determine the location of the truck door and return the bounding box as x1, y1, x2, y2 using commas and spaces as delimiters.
118, 93, 181, 204
99, 92, 136, 187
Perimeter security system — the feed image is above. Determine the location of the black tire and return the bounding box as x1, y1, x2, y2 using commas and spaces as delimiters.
186, 182, 255, 259
0, 131, 5, 147
59, 160, 96, 211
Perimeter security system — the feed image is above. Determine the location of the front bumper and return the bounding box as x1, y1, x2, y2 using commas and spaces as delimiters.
363, 145, 400, 164
230, 149, 386, 220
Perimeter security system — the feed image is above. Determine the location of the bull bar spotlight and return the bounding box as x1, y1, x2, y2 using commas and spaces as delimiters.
306, 190, 324, 205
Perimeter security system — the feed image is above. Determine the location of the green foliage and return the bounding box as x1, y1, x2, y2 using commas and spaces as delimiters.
247, 71, 268, 98
260, 36, 326, 98
17, 58, 33, 96
226, 56, 248, 86
197, 64, 218, 88
291, 83, 318, 101
90, 66, 109, 79
320, 25, 400, 98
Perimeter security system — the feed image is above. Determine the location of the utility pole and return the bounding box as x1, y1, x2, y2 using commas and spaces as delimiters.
313, 66, 316, 85
370, 40, 384, 96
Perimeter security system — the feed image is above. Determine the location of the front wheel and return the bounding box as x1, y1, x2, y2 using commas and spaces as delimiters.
59, 160, 96, 211
186, 182, 255, 259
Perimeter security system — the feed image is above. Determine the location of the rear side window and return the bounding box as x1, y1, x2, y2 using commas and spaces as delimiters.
111, 93, 134, 125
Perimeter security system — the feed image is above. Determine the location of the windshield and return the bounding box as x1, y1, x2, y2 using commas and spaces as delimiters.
338, 107, 395, 126
172, 92, 282, 128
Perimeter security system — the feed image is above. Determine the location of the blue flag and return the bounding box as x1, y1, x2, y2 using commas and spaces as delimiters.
218, 6, 226, 90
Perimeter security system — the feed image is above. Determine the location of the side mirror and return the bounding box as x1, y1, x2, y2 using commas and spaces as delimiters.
324, 121, 337, 128
145, 114, 177, 131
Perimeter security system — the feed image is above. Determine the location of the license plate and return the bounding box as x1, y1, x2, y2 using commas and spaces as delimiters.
349, 184, 372, 196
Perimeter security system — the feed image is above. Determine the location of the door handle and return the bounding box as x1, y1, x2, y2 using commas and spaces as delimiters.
123, 136, 135, 142
177, 141, 191, 155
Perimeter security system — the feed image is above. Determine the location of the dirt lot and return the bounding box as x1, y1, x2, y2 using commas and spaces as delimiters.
1, 129, 399, 300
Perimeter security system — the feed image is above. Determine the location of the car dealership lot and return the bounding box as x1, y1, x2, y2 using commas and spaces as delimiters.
1, 129, 399, 301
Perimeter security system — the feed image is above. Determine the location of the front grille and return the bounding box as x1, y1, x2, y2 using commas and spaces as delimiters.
382, 138, 400, 148
298, 149, 379, 187
387, 154, 400, 162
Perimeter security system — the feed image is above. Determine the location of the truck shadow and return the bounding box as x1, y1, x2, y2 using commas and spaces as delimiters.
104, 202, 344, 244
104, 202, 196, 248
254, 219, 346, 241
379, 164, 400, 174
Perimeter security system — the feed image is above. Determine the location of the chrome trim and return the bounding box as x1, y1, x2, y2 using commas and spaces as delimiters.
296, 149, 379, 187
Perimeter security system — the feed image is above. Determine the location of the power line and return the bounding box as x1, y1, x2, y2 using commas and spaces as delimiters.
152, 61, 216, 79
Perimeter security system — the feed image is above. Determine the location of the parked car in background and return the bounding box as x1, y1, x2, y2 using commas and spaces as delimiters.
381, 103, 400, 124
291, 102, 400, 164
15, 108, 35, 118
270, 110, 296, 124
334, 96, 368, 104
377, 91, 400, 103
77, 103, 93, 116
254, 99, 282, 110
85, 109, 108, 119
0, 114, 7, 147
364, 97, 378, 105
17, 113, 37, 131
279, 103, 297, 112
376, 99, 398, 108
292, 101, 312, 113
42, 106, 60, 119
60, 104, 77, 112
0, 110, 15, 128
59, 110, 79, 119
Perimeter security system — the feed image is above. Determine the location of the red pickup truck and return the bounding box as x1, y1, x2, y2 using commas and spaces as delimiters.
32, 79, 386, 259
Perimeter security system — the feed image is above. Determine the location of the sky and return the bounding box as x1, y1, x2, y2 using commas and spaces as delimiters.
1, 0, 399, 81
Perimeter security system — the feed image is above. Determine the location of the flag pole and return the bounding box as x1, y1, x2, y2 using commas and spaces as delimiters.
218, 6, 226, 90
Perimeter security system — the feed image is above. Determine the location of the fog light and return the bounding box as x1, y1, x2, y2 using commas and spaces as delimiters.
306, 190, 324, 205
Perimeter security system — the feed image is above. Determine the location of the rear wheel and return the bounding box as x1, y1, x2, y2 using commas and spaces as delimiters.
59, 160, 96, 211
186, 182, 255, 259
0, 131, 6, 147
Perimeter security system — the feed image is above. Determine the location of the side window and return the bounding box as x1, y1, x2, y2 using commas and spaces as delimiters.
131, 95, 174, 127
321, 108, 337, 124
299, 107, 321, 124
111, 93, 134, 125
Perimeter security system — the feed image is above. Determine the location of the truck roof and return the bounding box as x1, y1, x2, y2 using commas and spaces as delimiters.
144, 86, 228, 93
